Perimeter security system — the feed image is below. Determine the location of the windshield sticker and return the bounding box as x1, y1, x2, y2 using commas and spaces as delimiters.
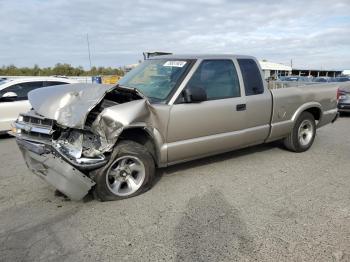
163, 61, 187, 67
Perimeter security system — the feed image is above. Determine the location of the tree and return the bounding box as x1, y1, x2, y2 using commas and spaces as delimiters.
0, 64, 126, 77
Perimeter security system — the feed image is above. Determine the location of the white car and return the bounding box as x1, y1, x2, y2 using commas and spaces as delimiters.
0, 77, 77, 133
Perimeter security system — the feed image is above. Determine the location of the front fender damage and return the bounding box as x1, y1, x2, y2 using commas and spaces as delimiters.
90, 99, 152, 153
53, 98, 158, 167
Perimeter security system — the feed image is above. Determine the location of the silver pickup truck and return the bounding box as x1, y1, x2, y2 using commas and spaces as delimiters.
13, 55, 341, 201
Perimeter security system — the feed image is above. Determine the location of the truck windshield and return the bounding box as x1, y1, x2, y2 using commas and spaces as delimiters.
118, 59, 192, 102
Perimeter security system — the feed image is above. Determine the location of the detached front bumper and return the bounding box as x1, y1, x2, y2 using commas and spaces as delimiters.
17, 138, 96, 200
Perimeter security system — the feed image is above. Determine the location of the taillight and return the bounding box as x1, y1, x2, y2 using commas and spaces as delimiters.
337, 88, 340, 100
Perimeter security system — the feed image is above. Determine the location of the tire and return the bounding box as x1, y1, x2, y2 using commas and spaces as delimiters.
339, 111, 348, 117
283, 112, 316, 152
92, 140, 155, 201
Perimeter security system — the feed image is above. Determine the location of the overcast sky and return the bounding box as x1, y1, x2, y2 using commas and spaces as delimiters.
0, 0, 349, 69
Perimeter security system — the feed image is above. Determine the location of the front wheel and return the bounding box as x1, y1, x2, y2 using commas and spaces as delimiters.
93, 140, 155, 201
283, 112, 316, 152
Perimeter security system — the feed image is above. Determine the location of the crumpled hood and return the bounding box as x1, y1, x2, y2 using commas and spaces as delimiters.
28, 83, 116, 128
28, 82, 156, 156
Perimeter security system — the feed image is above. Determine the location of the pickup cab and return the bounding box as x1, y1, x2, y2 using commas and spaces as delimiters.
12, 55, 342, 201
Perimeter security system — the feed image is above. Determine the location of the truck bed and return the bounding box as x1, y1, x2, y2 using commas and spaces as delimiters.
267, 83, 341, 142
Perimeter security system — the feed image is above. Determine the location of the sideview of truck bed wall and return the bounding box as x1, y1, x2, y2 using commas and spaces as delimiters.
266, 83, 339, 142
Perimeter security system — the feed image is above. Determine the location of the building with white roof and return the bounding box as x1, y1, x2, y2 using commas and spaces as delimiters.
258, 61, 292, 79
342, 70, 350, 76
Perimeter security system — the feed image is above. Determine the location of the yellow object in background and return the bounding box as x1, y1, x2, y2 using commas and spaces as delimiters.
101, 75, 121, 84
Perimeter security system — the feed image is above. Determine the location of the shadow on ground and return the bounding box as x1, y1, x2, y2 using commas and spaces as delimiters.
174, 189, 258, 261
0, 134, 13, 140
0, 204, 81, 262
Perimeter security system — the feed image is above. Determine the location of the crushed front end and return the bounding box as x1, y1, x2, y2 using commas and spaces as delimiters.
11, 83, 156, 200
12, 110, 109, 200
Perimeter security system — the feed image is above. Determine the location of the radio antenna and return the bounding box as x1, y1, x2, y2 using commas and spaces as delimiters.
86, 33, 92, 71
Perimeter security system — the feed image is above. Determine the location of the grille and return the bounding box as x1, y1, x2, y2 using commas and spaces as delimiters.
22, 114, 54, 127
21, 130, 52, 140
17, 111, 55, 143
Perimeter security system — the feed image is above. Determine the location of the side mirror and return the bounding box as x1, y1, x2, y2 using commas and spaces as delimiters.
183, 87, 207, 103
0, 92, 18, 102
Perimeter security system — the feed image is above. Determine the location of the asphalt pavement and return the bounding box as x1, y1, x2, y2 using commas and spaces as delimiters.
0, 117, 349, 262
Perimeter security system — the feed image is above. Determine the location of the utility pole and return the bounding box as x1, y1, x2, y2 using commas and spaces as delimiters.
86, 33, 92, 71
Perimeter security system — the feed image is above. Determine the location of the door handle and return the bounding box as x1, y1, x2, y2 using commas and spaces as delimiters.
236, 104, 246, 111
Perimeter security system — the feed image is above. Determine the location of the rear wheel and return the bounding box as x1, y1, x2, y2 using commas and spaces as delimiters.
93, 140, 155, 201
284, 112, 316, 152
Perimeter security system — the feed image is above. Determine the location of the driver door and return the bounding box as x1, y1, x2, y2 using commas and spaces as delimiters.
0, 81, 43, 131
167, 59, 248, 164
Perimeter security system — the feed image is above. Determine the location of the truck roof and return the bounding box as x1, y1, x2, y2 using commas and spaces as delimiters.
149, 54, 257, 60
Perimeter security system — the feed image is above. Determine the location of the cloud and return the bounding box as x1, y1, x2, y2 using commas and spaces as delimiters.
0, 0, 349, 69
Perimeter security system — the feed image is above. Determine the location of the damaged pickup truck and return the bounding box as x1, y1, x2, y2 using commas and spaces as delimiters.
12, 55, 342, 201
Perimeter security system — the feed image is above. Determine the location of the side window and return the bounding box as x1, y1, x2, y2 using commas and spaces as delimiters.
0, 81, 44, 100
44, 81, 69, 87
237, 59, 264, 96
186, 60, 240, 100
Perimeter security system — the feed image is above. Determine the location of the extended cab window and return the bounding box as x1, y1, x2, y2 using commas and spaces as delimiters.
237, 59, 264, 96
0, 81, 44, 101
186, 60, 240, 100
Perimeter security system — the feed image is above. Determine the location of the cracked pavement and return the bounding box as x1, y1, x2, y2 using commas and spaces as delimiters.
0, 116, 350, 261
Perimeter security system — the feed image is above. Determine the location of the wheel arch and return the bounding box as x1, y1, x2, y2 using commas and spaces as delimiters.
117, 126, 166, 167
292, 102, 322, 123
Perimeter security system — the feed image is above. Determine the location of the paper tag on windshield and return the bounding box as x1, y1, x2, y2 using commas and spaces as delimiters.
163, 61, 187, 67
